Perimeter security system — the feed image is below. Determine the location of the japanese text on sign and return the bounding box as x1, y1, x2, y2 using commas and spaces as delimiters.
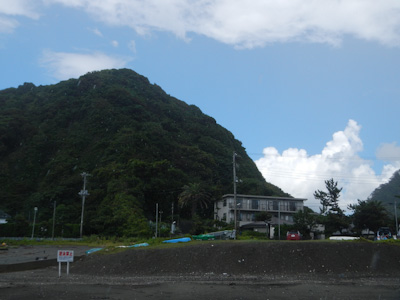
57, 250, 74, 262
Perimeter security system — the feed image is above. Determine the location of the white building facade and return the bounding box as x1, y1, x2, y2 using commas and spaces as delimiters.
214, 194, 306, 227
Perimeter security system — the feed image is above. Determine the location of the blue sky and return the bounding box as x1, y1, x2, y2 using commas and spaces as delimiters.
1, 0, 400, 212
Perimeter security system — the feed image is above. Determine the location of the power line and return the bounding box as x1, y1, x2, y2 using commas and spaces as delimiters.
248, 152, 400, 162
262, 169, 391, 185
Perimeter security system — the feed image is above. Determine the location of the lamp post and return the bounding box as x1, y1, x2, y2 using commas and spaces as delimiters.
31, 207, 38, 239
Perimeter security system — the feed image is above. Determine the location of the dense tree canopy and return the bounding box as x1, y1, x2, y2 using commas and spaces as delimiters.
293, 206, 317, 239
349, 200, 391, 233
0, 69, 288, 237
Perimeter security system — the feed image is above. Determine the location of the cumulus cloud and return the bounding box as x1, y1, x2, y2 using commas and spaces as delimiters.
44, 0, 400, 48
40, 50, 131, 80
255, 120, 400, 213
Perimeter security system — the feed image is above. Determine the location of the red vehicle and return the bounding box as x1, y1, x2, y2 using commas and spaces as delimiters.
286, 230, 301, 240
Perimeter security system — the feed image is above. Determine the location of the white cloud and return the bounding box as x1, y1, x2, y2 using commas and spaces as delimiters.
0, 0, 40, 18
40, 50, 131, 80
44, 0, 400, 48
0, 17, 19, 33
89, 27, 103, 37
377, 142, 400, 162
128, 40, 136, 53
0, 0, 40, 33
255, 120, 400, 213
111, 40, 119, 47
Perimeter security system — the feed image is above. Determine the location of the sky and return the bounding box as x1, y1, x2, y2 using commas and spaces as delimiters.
1, 0, 400, 213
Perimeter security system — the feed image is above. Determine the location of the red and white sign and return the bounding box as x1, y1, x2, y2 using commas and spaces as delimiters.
57, 250, 74, 262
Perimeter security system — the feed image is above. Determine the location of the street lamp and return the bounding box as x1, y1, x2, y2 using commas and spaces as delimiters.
31, 207, 38, 239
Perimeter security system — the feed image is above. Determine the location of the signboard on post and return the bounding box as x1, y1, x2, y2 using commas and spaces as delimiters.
57, 250, 74, 277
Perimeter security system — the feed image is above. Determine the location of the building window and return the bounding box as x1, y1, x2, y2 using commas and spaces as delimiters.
222, 213, 226, 221
289, 201, 296, 211
251, 199, 259, 209
273, 201, 279, 210
223, 199, 227, 207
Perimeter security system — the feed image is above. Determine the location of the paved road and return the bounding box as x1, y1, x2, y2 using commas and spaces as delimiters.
0, 245, 91, 265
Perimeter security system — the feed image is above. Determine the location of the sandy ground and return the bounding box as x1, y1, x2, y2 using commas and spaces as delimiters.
1, 242, 400, 299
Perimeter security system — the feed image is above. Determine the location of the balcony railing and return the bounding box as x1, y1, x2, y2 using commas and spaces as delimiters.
228, 202, 300, 212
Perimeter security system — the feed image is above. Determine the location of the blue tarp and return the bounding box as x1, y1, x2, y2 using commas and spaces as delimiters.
85, 248, 103, 255
162, 237, 191, 243
130, 243, 149, 248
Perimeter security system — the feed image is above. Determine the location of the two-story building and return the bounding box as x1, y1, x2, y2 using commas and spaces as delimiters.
214, 194, 306, 237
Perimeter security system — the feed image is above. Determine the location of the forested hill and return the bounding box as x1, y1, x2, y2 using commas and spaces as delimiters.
0, 68, 288, 237
368, 170, 400, 215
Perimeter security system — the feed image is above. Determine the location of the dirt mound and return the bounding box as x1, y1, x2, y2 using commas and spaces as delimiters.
71, 240, 400, 278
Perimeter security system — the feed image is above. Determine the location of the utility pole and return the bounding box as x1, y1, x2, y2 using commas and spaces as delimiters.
171, 202, 174, 222
278, 201, 281, 240
155, 203, 158, 238
79, 172, 90, 239
394, 200, 398, 236
31, 207, 38, 239
159, 210, 163, 237
233, 152, 238, 239
52, 201, 56, 240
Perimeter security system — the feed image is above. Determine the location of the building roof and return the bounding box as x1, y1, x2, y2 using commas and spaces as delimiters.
240, 221, 269, 229
221, 194, 307, 202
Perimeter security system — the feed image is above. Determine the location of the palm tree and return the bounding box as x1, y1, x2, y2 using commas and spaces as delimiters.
178, 183, 211, 217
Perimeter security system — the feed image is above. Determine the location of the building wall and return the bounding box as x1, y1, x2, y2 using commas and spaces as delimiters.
215, 194, 306, 226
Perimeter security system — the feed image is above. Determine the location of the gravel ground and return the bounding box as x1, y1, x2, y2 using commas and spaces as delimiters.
1, 241, 400, 299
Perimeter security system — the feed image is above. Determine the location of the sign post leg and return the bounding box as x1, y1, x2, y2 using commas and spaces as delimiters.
58, 262, 61, 277
67, 262, 69, 276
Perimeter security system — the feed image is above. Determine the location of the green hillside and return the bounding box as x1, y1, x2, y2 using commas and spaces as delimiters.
0, 68, 288, 237
368, 170, 400, 215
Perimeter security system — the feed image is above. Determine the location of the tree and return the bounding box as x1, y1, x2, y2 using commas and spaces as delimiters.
178, 183, 212, 217
254, 211, 272, 222
349, 200, 390, 233
314, 178, 343, 215
293, 207, 317, 239
93, 193, 151, 237
314, 179, 349, 235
